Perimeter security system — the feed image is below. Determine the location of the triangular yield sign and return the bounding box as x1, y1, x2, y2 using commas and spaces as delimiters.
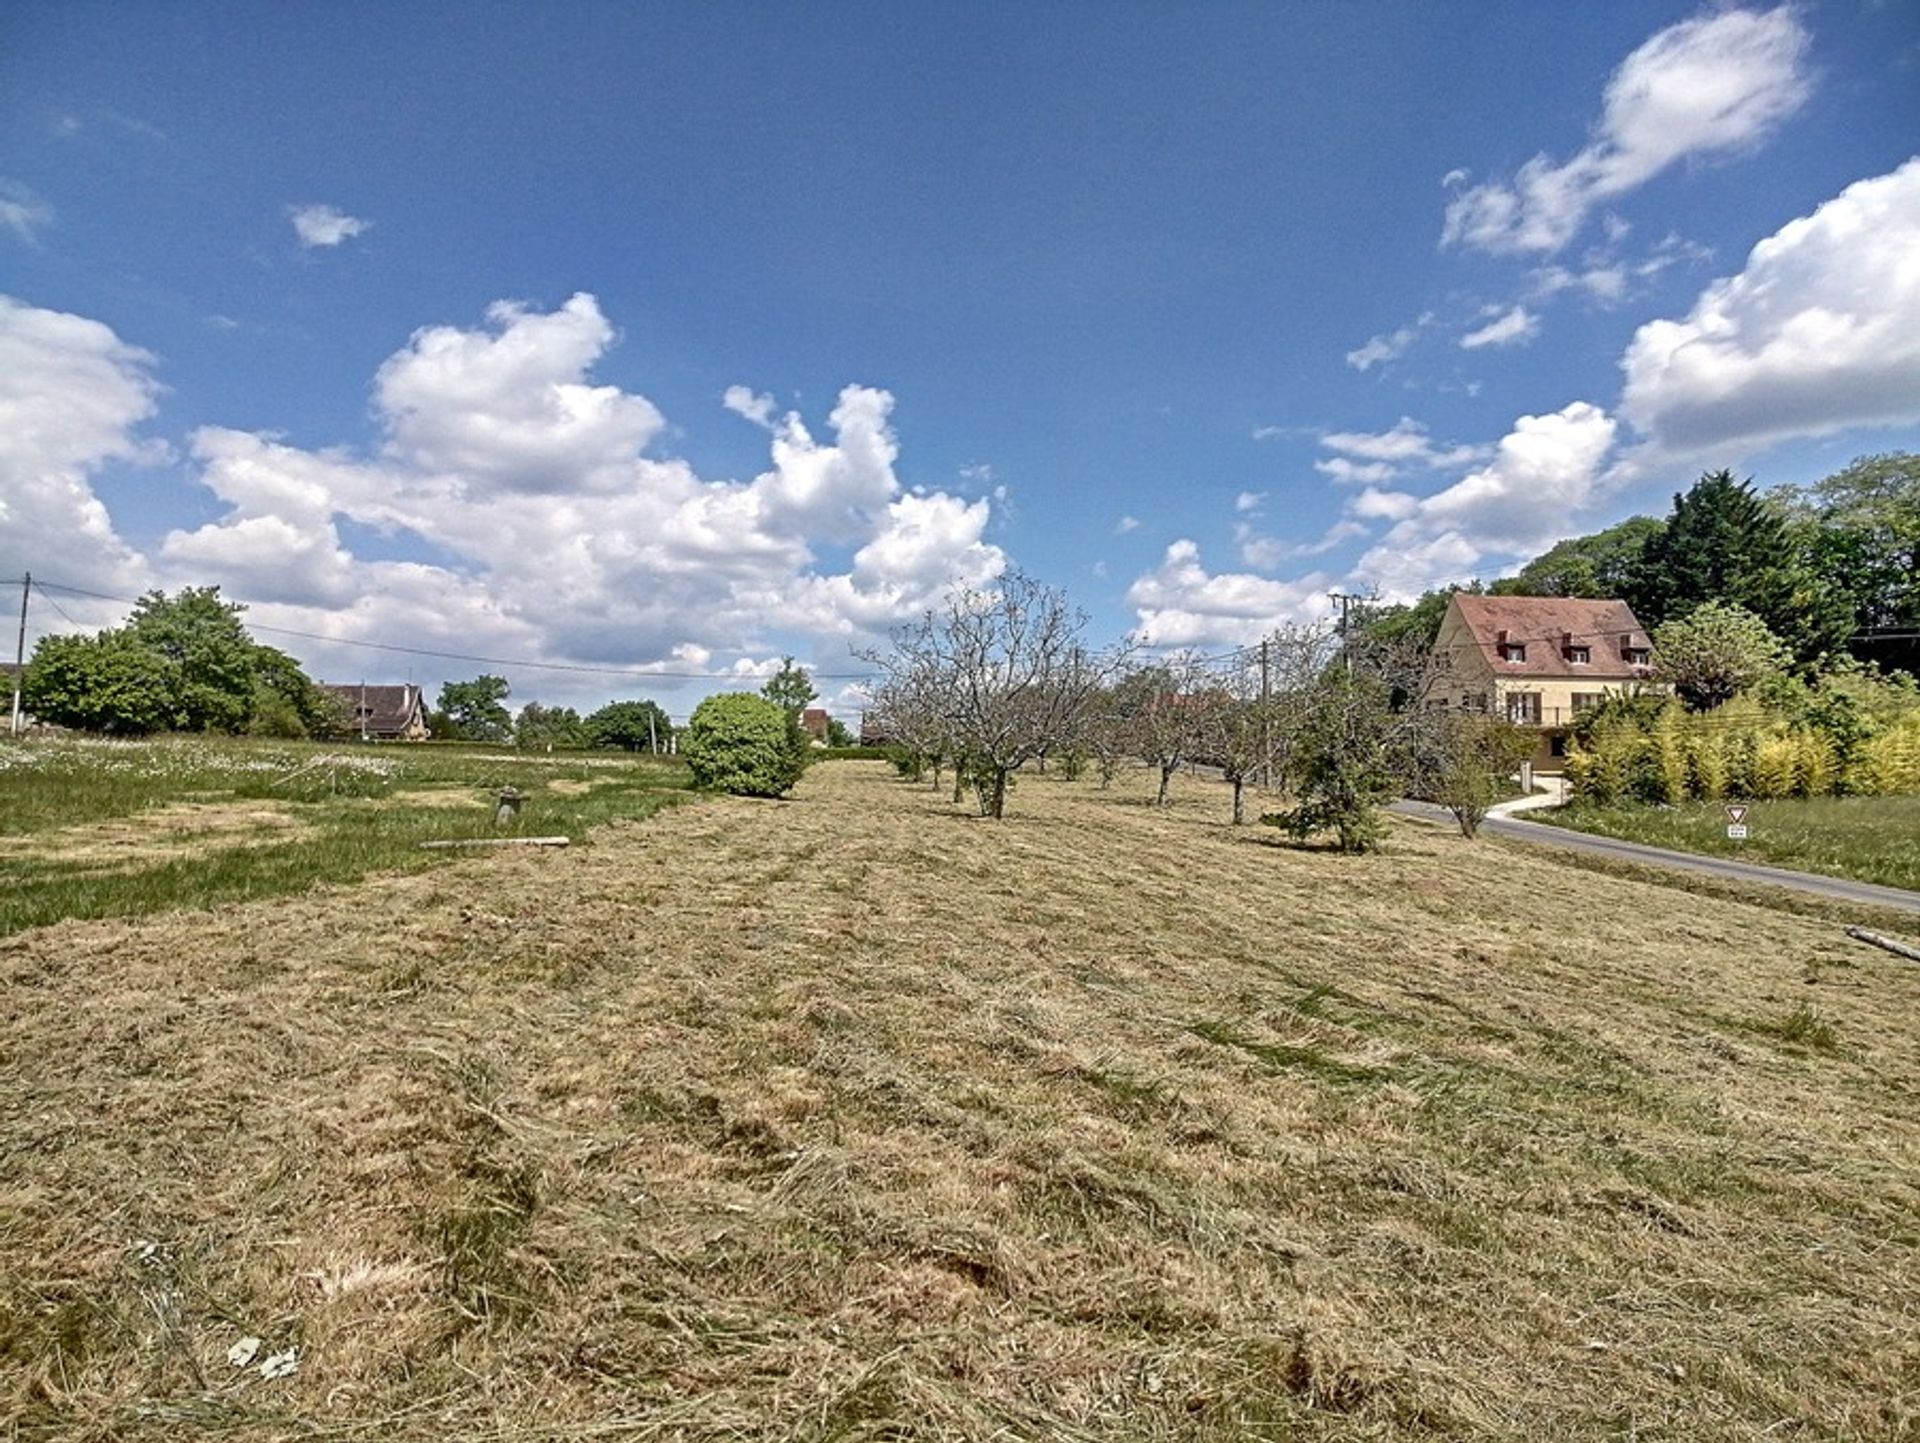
1725, 805, 1748, 825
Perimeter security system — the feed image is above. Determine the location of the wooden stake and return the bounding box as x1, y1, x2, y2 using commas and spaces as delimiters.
420, 836, 571, 850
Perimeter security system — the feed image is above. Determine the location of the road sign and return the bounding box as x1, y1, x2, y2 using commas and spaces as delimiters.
1724, 804, 1749, 825
1727, 824, 1749, 841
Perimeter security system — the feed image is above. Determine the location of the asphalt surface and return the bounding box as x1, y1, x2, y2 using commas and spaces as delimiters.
1389, 800, 1920, 915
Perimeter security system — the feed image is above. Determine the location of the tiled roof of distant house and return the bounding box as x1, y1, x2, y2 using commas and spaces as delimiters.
1449, 594, 1653, 680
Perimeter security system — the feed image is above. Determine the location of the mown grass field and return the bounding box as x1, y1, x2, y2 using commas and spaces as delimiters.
2, 759, 1916, 1440
1531, 793, 1920, 893
0, 736, 690, 938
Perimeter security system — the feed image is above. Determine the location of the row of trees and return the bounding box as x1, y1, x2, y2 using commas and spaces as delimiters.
22, 588, 333, 737
863, 571, 1527, 848
428, 675, 675, 752
1369, 454, 1920, 673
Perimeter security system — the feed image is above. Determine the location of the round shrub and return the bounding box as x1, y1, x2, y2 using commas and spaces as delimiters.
682, 693, 806, 797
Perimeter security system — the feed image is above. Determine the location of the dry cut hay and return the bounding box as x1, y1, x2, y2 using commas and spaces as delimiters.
1, 762, 1915, 1440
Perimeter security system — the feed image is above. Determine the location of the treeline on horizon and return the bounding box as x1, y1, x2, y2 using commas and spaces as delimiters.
1362, 453, 1920, 677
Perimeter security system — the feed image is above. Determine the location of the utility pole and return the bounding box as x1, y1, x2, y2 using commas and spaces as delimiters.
359, 679, 369, 743
1328, 591, 1371, 676
648, 710, 658, 755
9, 572, 28, 738
1258, 635, 1271, 786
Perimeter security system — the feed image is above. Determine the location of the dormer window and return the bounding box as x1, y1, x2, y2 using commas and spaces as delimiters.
1622, 645, 1650, 665
1564, 645, 1590, 664
1494, 630, 1526, 662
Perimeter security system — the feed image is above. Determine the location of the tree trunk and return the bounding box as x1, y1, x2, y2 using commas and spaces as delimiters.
1232, 777, 1245, 825
931, 759, 943, 791
952, 767, 965, 804
989, 767, 1009, 818
1157, 761, 1174, 806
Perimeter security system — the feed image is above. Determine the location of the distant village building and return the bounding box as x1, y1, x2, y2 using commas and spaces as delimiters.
801, 707, 830, 743
318, 683, 431, 741
1428, 594, 1658, 774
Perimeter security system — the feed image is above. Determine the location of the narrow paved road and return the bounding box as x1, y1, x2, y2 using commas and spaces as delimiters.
1391, 800, 1920, 915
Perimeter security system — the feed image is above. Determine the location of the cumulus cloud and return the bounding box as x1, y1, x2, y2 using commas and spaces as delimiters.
0, 296, 159, 597
1619, 158, 1920, 455
1127, 540, 1332, 647
723, 385, 777, 427
1236, 519, 1366, 569
1459, 305, 1541, 350
289, 203, 371, 248
8, 292, 1006, 694
0, 180, 55, 244
1442, 7, 1810, 255
1114, 514, 1141, 534
1350, 402, 1618, 596
1234, 491, 1266, 513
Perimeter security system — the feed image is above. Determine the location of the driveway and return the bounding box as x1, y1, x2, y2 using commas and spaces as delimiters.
1390, 799, 1920, 915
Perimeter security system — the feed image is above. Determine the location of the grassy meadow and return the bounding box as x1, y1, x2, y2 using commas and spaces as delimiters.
1, 757, 1916, 1440
0, 735, 690, 938
1530, 793, 1920, 893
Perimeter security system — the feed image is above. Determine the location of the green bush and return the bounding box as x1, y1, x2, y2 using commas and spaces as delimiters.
682, 693, 806, 798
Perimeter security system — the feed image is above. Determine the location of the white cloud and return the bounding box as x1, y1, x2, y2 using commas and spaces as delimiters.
1459, 305, 1541, 350
1442, 7, 1810, 255
1237, 519, 1366, 568
374, 294, 664, 494
1345, 312, 1433, 371
722, 385, 777, 427
9, 292, 1006, 697
1349, 487, 1419, 522
1350, 401, 1618, 597
1314, 457, 1400, 486
1127, 540, 1332, 647
0, 296, 160, 597
1234, 490, 1265, 513
0, 180, 54, 244
1316, 416, 1488, 483
1114, 514, 1141, 534
288, 203, 371, 248
1619, 158, 1920, 455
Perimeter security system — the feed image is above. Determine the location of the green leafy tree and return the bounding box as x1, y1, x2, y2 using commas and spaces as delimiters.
683, 693, 806, 796
1491, 516, 1664, 598
436, 675, 513, 741
760, 656, 817, 716
514, 701, 589, 749
1652, 601, 1792, 711
824, 717, 855, 747
22, 588, 323, 736
1420, 712, 1537, 838
1786, 452, 1920, 670
1362, 584, 1478, 648
21, 632, 179, 734
586, 699, 673, 752
123, 587, 261, 732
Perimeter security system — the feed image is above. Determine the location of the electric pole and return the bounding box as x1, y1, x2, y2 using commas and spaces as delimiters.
1258, 635, 1271, 786
1328, 591, 1371, 676
9, 572, 28, 738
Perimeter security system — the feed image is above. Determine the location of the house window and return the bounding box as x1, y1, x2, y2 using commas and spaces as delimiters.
1506, 693, 1542, 725
1563, 645, 1590, 664
1571, 692, 1605, 714
1499, 642, 1527, 663
1622, 645, 1650, 665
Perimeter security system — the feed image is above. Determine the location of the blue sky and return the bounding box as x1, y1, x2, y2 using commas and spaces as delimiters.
3, 1, 1918, 718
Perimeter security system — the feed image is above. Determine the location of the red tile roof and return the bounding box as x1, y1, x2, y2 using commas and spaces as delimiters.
1448, 594, 1653, 680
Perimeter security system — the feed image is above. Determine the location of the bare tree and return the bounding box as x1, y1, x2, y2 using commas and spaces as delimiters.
866, 571, 1132, 818
1117, 650, 1215, 806
1193, 654, 1269, 824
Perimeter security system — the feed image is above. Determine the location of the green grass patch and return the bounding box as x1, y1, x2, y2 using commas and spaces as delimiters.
0, 735, 690, 936
1531, 794, 1920, 892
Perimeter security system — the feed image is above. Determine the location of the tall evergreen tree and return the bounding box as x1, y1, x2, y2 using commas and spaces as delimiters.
1627, 470, 1846, 663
